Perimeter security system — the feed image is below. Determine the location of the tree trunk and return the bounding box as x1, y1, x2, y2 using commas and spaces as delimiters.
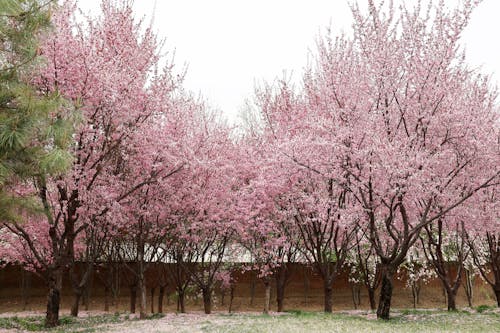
130, 284, 137, 314
494, 285, 500, 307
229, 286, 235, 313
150, 287, 155, 314
303, 267, 310, 306
45, 270, 62, 328
250, 271, 256, 306
368, 288, 376, 310
177, 289, 186, 313
411, 281, 421, 309
70, 291, 82, 317
351, 284, 361, 309
221, 289, 226, 306
464, 269, 474, 307
138, 276, 147, 319
376, 268, 394, 320
445, 287, 458, 311
20, 268, 31, 310
263, 280, 271, 314
158, 286, 165, 313
323, 280, 333, 313
276, 269, 287, 312
202, 288, 212, 314
104, 285, 110, 312
83, 270, 93, 311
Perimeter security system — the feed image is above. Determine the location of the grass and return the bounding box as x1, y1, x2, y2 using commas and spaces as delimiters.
0, 313, 124, 333
0, 310, 498, 332
200, 310, 500, 333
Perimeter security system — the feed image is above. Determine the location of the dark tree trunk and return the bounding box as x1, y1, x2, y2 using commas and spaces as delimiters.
202, 288, 212, 314
177, 289, 186, 313
377, 268, 394, 320
70, 291, 82, 317
446, 287, 458, 311
368, 288, 376, 310
69, 263, 94, 317
250, 271, 256, 307
221, 290, 225, 306
263, 280, 271, 314
463, 269, 474, 307
495, 285, 500, 307
138, 276, 147, 319
411, 281, 421, 309
130, 284, 137, 314
150, 287, 155, 314
275, 267, 287, 312
104, 285, 110, 312
20, 268, 31, 310
158, 286, 165, 313
83, 270, 93, 311
323, 280, 333, 313
45, 270, 62, 328
276, 280, 285, 312
228, 286, 235, 313
303, 267, 310, 306
351, 284, 361, 310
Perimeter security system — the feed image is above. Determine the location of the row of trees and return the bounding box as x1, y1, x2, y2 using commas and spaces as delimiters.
0, 0, 498, 327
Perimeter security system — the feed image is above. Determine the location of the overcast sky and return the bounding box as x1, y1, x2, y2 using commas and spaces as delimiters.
76, 0, 500, 122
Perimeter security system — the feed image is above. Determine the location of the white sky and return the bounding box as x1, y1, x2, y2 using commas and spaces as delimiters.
76, 0, 500, 122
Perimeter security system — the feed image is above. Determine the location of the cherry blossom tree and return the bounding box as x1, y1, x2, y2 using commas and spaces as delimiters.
254, 78, 360, 313
419, 215, 470, 310
234, 132, 304, 313
465, 187, 500, 306
2, 0, 188, 326
162, 108, 238, 315
399, 245, 435, 309
346, 232, 381, 310
254, 0, 499, 320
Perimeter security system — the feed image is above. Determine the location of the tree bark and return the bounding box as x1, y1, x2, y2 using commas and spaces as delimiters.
464, 269, 474, 307
376, 268, 394, 320
83, 270, 93, 311
263, 280, 271, 314
45, 269, 62, 328
130, 284, 137, 314
202, 287, 212, 314
368, 288, 376, 310
351, 284, 361, 310
275, 268, 287, 312
411, 281, 421, 309
495, 285, 500, 307
446, 287, 458, 311
250, 271, 256, 307
158, 286, 165, 313
303, 267, 310, 306
177, 289, 186, 313
70, 291, 82, 317
20, 268, 31, 310
150, 287, 155, 314
228, 286, 235, 313
323, 279, 333, 313
138, 276, 147, 319
104, 285, 110, 312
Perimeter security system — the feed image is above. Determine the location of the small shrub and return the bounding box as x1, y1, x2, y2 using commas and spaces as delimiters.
476, 304, 492, 313
146, 313, 165, 320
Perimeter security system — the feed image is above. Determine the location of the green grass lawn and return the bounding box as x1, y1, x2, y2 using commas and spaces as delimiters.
0, 309, 498, 332
200, 310, 500, 333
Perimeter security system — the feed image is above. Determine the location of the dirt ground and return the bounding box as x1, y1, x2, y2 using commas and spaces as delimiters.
1, 309, 500, 333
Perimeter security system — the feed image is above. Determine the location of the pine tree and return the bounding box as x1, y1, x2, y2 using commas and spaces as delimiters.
0, 0, 75, 222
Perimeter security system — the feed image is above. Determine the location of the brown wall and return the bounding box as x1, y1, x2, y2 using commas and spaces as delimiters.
0, 263, 497, 313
